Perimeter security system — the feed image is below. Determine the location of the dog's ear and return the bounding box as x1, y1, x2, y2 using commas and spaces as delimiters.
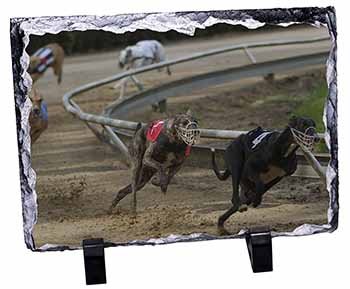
166, 118, 178, 141
288, 115, 298, 127
167, 118, 175, 130
125, 47, 132, 59
185, 109, 193, 117
30, 88, 42, 102
29, 88, 36, 100
120, 48, 132, 64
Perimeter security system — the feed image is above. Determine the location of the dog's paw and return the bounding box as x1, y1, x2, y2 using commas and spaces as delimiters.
238, 205, 248, 213
151, 176, 161, 187
159, 174, 169, 193
107, 206, 115, 215
160, 184, 168, 194
217, 226, 231, 236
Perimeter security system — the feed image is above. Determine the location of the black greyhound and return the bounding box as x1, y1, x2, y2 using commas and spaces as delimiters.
211, 116, 319, 234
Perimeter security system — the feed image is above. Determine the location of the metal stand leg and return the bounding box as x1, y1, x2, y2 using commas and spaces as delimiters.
245, 227, 273, 273
83, 239, 107, 285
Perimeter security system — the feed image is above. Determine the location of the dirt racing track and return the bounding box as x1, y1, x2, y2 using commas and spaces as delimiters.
31, 25, 331, 247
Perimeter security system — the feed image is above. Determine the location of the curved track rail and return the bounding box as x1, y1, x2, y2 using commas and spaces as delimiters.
62, 37, 330, 180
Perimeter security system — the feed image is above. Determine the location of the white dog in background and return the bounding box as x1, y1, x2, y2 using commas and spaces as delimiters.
115, 40, 171, 99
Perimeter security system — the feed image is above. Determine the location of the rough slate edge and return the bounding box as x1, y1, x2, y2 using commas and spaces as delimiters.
9, 6, 338, 252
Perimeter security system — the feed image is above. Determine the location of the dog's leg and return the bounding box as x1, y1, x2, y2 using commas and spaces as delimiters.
166, 159, 183, 183
109, 184, 132, 211
113, 81, 123, 89
130, 159, 142, 215
253, 176, 283, 206
116, 65, 133, 98
238, 185, 250, 212
249, 171, 283, 208
130, 75, 144, 91
57, 67, 62, 84
30, 118, 47, 144
264, 177, 283, 192
30, 73, 40, 84
113, 76, 127, 90
280, 148, 298, 176
143, 143, 167, 193
250, 172, 282, 208
130, 126, 147, 214
217, 176, 241, 235
153, 153, 185, 193
53, 59, 63, 84
56, 45, 64, 84
217, 142, 244, 234
251, 180, 264, 207
31, 129, 40, 144
119, 78, 128, 100
109, 167, 156, 213
57, 65, 62, 84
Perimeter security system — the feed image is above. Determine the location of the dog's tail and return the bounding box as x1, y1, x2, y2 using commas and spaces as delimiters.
211, 148, 230, 181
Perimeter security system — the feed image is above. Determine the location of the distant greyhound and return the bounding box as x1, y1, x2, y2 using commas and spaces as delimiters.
28, 43, 64, 84
211, 116, 320, 234
29, 88, 48, 144
115, 40, 171, 100
109, 110, 200, 214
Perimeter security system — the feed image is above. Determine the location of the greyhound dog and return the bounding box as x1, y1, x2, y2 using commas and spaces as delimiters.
29, 88, 48, 144
115, 40, 171, 100
109, 110, 200, 213
211, 116, 319, 234
28, 43, 64, 84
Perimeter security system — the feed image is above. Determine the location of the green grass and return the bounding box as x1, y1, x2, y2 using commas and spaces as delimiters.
292, 80, 328, 152
293, 80, 328, 133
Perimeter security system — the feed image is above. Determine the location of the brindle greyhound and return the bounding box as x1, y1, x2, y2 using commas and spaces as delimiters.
109, 110, 200, 213
211, 116, 320, 234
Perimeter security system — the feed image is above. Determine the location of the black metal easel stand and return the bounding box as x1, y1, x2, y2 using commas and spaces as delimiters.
245, 227, 273, 273
83, 238, 107, 285
81, 228, 272, 285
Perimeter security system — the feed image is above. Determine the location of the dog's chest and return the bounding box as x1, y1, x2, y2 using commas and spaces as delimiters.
260, 165, 286, 184
163, 152, 177, 166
